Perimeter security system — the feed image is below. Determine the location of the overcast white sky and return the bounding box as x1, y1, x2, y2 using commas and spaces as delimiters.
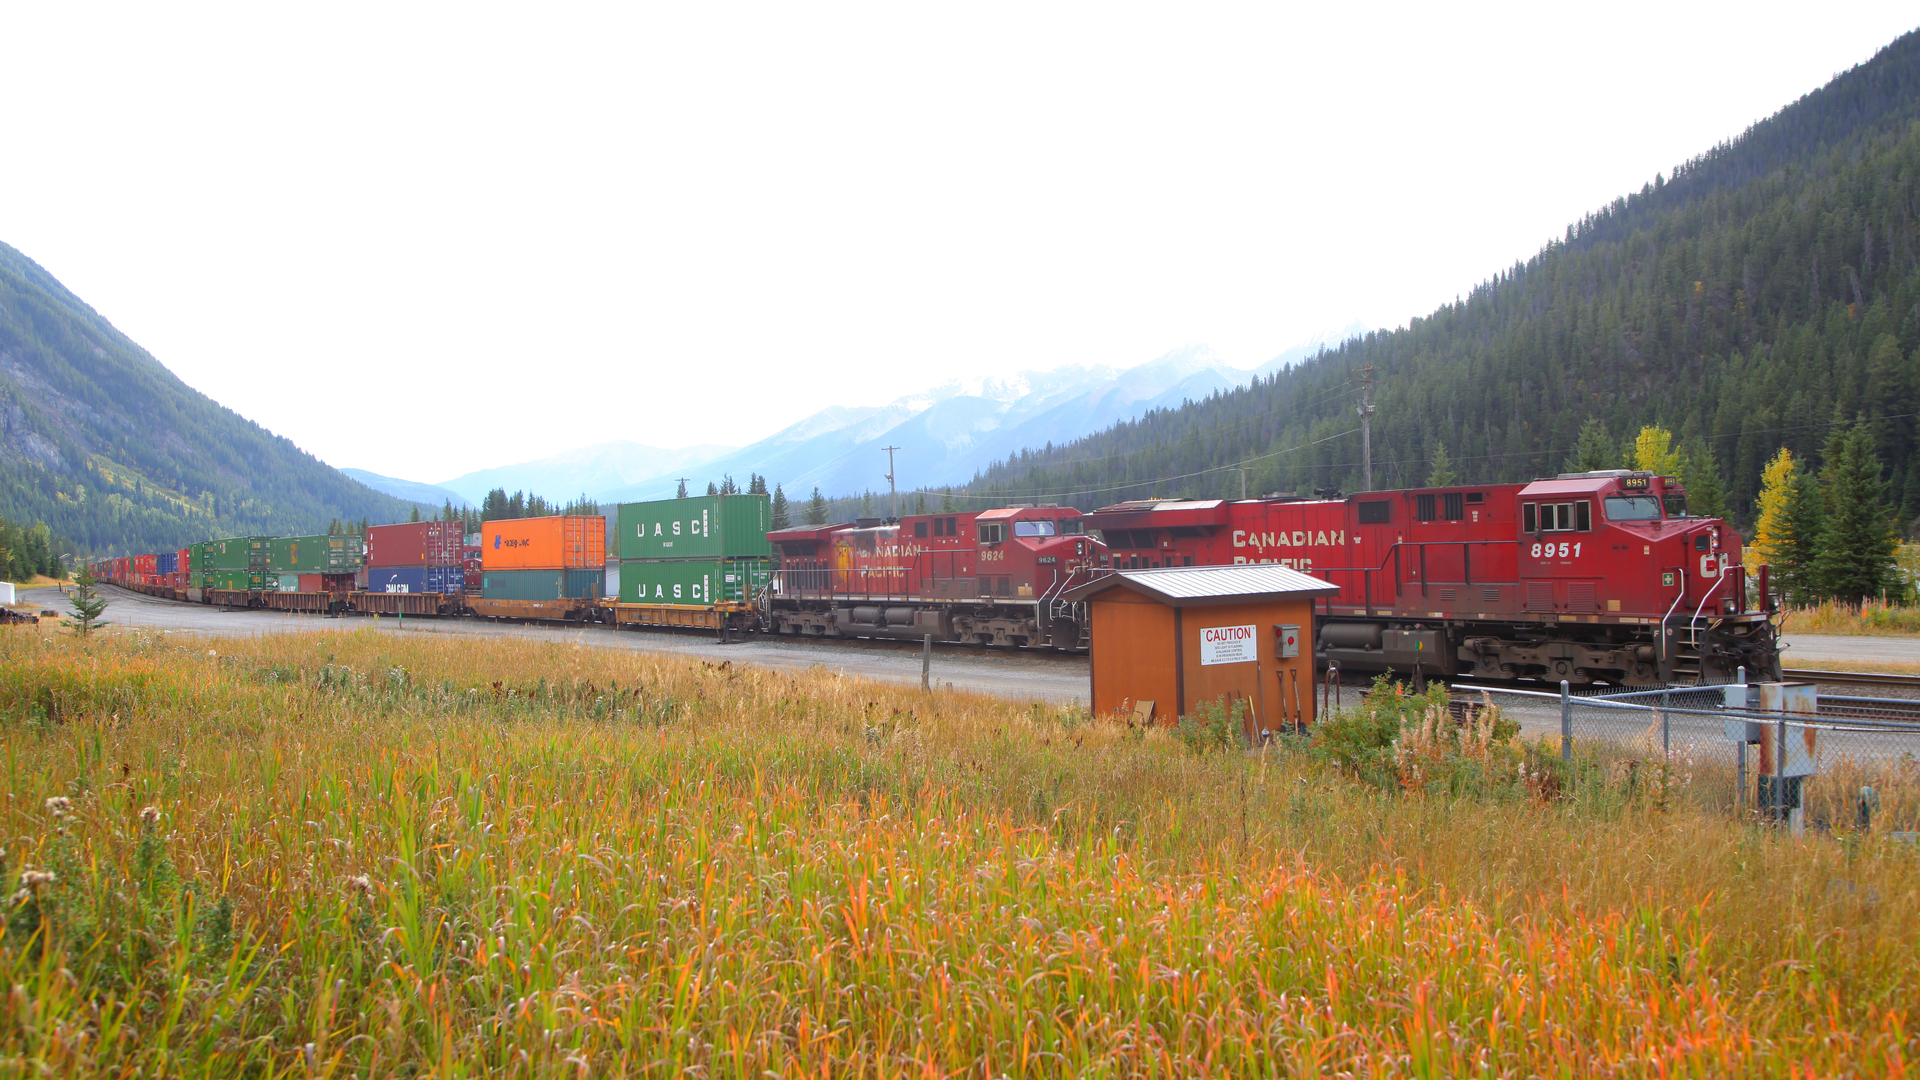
3, 4, 1917, 483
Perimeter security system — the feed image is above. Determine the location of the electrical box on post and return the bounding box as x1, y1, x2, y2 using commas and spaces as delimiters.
1275, 624, 1299, 658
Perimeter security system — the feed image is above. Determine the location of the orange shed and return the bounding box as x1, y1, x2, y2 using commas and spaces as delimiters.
1062, 565, 1338, 737
481, 516, 607, 570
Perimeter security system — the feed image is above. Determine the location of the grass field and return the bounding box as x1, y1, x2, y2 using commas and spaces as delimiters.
1781, 598, 1920, 637
3, 627, 1918, 1076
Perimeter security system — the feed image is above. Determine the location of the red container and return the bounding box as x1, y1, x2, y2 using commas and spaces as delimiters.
321, 573, 357, 592
134, 553, 158, 574
365, 521, 464, 567
297, 574, 325, 592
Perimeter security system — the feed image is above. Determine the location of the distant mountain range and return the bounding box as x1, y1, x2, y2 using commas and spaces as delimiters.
0, 242, 420, 553
350, 325, 1364, 506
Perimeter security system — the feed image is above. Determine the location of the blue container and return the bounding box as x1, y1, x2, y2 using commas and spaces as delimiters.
156, 551, 179, 575
365, 565, 465, 595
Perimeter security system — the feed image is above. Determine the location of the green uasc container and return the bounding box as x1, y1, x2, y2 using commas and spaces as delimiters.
203, 536, 272, 570
206, 568, 267, 591
619, 557, 769, 606
480, 569, 604, 602
616, 494, 771, 561
269, 535, 361, 573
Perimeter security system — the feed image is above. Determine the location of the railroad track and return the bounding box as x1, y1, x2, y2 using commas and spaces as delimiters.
1782, 668, 1920, 690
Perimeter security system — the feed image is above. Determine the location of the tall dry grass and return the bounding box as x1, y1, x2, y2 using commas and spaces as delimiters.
0, 625, 1917, 1075
1782, 598, 1920, 637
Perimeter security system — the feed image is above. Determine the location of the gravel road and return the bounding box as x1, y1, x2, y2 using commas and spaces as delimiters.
1779, 634, 1920, 667
27, 585, 1092, 705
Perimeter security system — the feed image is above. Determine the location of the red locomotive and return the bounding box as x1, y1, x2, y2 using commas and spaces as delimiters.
1082, 470, 1780, 685
767, 505, 1107, 648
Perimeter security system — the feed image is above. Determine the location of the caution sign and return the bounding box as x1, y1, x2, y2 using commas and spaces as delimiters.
1199, 624, 1258, 666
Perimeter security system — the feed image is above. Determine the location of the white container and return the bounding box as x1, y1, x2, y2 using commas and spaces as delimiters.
0, 582, 15, 605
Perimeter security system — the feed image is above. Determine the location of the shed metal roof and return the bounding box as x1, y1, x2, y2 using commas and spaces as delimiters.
1060, 563, 1340, 607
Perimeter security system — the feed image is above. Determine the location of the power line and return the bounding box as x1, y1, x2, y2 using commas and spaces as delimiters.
910, 427, 1361, 502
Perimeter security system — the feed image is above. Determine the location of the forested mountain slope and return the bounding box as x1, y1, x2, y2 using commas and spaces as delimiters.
955, 27, 1920, 527
0, 243, 418, 553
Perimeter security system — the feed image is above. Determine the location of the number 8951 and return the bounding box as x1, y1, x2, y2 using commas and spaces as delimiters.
1531, 541, 1579, 559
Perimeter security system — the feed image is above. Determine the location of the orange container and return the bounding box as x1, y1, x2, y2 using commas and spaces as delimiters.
481, 516, 606, 570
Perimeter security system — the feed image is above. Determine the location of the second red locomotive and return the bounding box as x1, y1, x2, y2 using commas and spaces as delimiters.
767, 505, 1106, 649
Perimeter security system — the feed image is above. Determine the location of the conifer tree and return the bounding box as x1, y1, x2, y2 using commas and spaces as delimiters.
64, 566, 108, 637
1569, 418, 1615, 472
1812, 424, 1900, 607
1679, 436, 1726, 519
706, 482, 719, 496
409, 505, 421, 523
858, 490, 875, 517
676, 479, 688, 498
1425, 442, 1457, 487
940, 490, 956, 512
748, 474, 767, 495
804, 487, 829, 526
770, 485, 790, 530
1776, 468, 1826, 606
1747, 448, 1797, 571
913, 493, 927, 515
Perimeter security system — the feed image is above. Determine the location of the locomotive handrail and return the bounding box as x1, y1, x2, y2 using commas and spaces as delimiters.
1308, 539, 1522, 617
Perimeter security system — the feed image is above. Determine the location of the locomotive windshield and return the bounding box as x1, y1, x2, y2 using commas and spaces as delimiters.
1013, 520, 1057, 538
1604, 495, 1662, 521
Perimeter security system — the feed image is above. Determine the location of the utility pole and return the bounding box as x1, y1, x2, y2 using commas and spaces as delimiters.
1238, 465, 1247, 500
882, 446, 901, 520
1355, 365, 1377, 492
674, 477, 691, 499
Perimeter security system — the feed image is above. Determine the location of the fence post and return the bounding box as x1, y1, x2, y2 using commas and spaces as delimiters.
922, 634, 932, 691
1560, 680, 1571, 762
1776, 711, 1788, 826
1662, 688, 1671, 759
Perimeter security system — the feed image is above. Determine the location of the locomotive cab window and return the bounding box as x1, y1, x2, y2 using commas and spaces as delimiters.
1663, 493, 1689, 517
1522, 501, 1590, 533
1604, 495, 1662, 522
977, 523, 1006, 544
1012, 520, 1056, 538
1357, 500, 1391, 523
1060, 519, 1085, 535
913, 521, 928, 537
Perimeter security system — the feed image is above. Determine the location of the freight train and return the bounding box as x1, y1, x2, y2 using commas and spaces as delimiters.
1080, 470, 1780, 685
86, 469, 1783, 686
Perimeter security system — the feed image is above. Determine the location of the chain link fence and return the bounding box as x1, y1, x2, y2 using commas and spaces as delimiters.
1452, 680, 1920, 833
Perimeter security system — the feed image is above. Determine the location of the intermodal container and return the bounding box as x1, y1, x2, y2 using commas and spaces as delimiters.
156, 551, 178, 575
203, 537, 272, 570
133, 553, 158, 575
365, 522, 463, 568
275, 573, 301, 592
480, 568, 605, 602
270, 535, 362, 573
178, 548, 192, 577
616, 494, 770, 561
618, 557, 770, 606
207, 569, 268, 591
482, 516, 606, 570
365, 565, 465, 594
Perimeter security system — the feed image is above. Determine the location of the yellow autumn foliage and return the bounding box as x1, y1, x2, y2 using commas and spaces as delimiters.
1632, 425, 1683, 477
1747, 447, 1797, 569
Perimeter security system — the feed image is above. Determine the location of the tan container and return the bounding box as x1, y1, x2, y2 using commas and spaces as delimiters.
481, 516, 607, 570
